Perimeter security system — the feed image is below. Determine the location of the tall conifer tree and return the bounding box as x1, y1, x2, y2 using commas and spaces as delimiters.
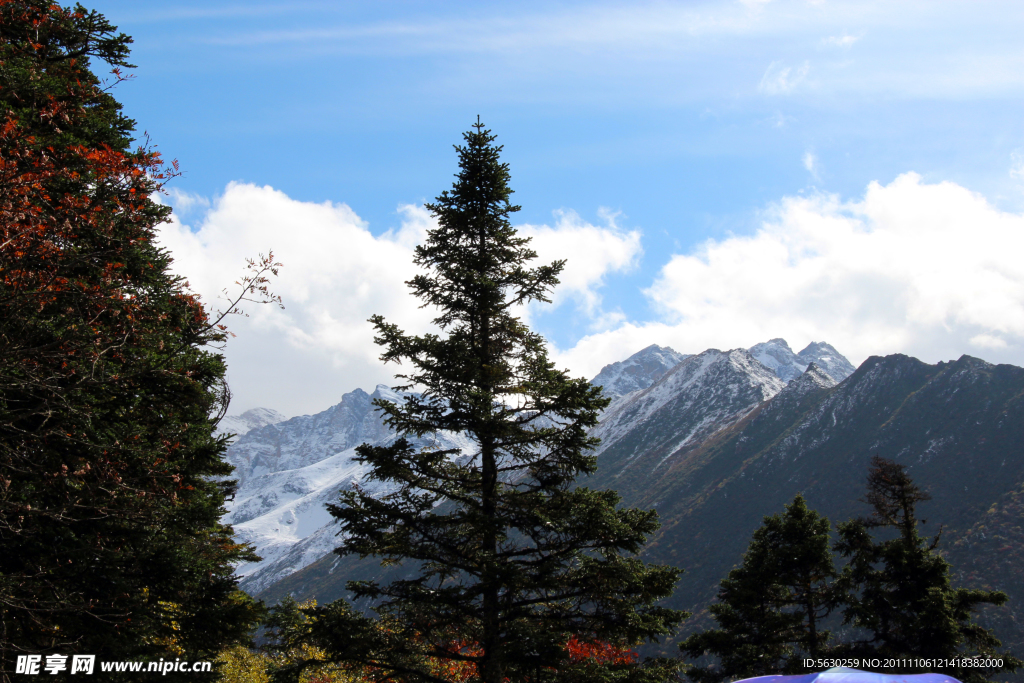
680, 495, 837, 683
835, 456, 1020, 683
0, 2, 265, 678
306, 121, 684, 683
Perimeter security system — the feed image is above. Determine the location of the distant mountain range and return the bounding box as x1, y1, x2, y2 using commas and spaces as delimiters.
221, 339, 854, 596
219, 385, 474, 595
220, 340, 1024, 662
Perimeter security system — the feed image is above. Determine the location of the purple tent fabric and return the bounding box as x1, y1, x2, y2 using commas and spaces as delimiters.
734, 667, 962, 683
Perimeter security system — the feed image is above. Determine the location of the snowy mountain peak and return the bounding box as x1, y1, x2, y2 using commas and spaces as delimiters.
591, 347, 786, 462
590, 344, 689, 402
747, 339, 854, 384
226, 341, 854, 600
222, 387, 392, 489
748, 338, 804, 382
222, 386, 475, 595
216, 407, 286, 438
796, 341, 856, 383
370, 384, 405, 404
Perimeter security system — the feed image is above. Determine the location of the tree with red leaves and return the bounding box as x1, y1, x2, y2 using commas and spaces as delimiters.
0, 2, 267, 679
264, 597, 646, 683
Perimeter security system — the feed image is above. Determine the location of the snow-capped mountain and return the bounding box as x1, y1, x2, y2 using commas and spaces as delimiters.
221, 384, 475, 594
747, 338, 855, 383
590, 345, 690, 407
591, 348, 786, 469
223, 386, 398, 490
221, 338, 854, 597
257, 351, 1024, 665
216, 407, 286, 439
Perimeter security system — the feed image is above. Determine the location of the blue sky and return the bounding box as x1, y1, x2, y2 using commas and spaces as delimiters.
91, 1, 1024, 416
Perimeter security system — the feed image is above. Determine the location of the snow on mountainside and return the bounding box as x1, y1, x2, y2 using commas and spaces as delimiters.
222, 384, 475, 594
748, 339, 855, 383
223, 386, 399, 490
590, 345, 689, 405
796, 341, 855, 382
775, 361, 837, 397
228, 430, 475, 595
590, 348, 787, 467
259, 353, 1024, 664
216, 407, 286, 439
224, 338, 854, 598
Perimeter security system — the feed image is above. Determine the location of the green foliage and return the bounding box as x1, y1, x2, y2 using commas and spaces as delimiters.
835, 456, 1022, 683
683, 458, 1022, 683
252, 599, 363, 683
0, 1, 263, 677
219, 645, 274, 683
217, 639, 361, 683
298, 121, 685, 683
680, 495, 838, 682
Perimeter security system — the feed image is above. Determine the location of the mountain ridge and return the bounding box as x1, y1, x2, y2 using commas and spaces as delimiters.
223, 339, 853, 599
252, 351, 1024, 665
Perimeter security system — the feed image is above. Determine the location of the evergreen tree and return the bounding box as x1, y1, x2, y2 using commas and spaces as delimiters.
0, 2, 265, 678
834, 456, 1020, 683
297, 121, 685, 683
680, 495, 837, 683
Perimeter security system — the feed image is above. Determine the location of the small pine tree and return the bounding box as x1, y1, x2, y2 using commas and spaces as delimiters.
299, 121, 685, 683
680, 495, 837, 683
834, 456, 1021, 683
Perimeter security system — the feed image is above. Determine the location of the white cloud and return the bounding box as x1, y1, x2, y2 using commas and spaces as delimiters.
158, 183, 430, 417
158, 176, 1024, 416
758, 60, 810, 95
823, 34, 860, 48
970, 334, 1008, 350
552, 173, 1024, 380
165, 187, 211, 214
1011, 149, 1024, 182
520, 208, 642, 328
803, 151, 821, 181
157, 184, 639, 417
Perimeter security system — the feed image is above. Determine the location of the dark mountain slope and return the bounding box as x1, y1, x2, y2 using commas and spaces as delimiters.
591, 354, 1024, 652
259, 353, 1024, 660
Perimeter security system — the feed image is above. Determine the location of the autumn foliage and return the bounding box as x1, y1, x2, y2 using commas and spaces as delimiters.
262, 599, 644, 683
0, 1, 262, 678
420, 636, 638, 682
564, 637, 638, 667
